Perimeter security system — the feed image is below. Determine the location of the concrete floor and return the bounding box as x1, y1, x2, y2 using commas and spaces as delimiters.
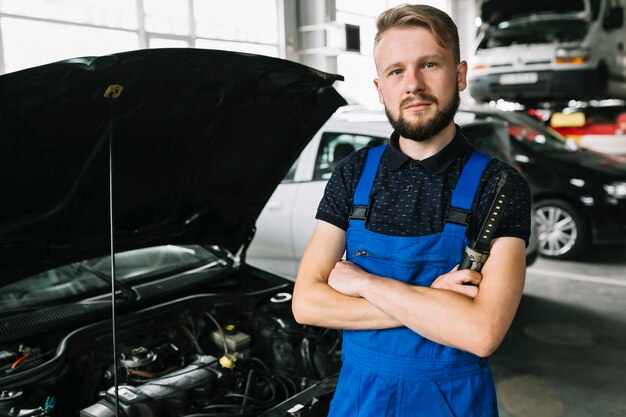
492, 244, 626, 417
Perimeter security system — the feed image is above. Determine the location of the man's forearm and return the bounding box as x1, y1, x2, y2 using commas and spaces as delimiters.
292, 279, 401, 329
360, 276, 486, 352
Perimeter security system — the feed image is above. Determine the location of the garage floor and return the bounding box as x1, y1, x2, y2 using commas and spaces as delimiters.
493, 244, 626, 417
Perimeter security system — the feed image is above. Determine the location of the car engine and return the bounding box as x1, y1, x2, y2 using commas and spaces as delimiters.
0, 286, 341, 417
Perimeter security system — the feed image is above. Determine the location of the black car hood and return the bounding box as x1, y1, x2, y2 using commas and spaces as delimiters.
0, 48, 346, 282
542, 148, 626, 178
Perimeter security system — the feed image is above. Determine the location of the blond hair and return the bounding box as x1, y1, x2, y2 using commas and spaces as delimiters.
374, 4, 460, 63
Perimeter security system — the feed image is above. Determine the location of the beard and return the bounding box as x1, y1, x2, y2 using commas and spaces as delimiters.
385, 90, 460, 142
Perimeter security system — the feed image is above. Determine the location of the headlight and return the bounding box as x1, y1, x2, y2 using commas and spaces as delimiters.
604, 181, 626, 199
555, 47, 590, 64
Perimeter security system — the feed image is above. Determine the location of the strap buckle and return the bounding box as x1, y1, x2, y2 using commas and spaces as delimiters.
349, 205, 369, 221
445, 206, 471, 226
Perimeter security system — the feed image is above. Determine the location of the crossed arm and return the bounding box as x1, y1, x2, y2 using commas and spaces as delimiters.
291, 220, 526, 358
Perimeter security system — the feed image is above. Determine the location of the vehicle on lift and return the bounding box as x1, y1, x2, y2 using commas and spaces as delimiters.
248, 107, 539, 279
0, 49, 346, 417
461, 106, 626, 259
469, 0, 626, 104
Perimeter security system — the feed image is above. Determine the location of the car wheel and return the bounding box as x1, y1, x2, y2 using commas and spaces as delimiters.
534, 199, 588, 259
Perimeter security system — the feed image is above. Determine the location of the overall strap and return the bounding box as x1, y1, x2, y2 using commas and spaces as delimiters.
444, 150, 491, 235
350, 145, 387, 222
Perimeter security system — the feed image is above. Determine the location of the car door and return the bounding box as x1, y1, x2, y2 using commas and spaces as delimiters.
246, 157, 304, 278
291, 131, 387, 268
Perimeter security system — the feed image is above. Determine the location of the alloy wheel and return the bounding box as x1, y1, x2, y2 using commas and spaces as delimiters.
535, 205, 578, 257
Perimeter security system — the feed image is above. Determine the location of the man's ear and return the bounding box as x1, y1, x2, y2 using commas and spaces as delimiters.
373, 78, 384, 105
457, 60, 468, 92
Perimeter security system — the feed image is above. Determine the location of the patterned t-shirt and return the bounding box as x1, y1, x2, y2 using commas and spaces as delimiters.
316, 125, 531, 245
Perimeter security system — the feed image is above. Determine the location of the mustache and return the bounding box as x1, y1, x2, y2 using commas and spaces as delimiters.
400, 94, 438, 108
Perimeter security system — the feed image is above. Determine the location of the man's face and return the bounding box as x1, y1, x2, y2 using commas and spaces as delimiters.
373, 26, 467, 142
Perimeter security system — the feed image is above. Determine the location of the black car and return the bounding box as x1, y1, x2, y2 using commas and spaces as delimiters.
0, 49, 345, 417
459, 106, 626, 259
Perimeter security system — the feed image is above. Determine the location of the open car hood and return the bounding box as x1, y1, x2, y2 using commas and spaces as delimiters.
479, 0, 589, 26
0, 48, 346, 282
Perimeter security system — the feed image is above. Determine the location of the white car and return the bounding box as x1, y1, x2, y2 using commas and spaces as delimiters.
248, 107, 538, 279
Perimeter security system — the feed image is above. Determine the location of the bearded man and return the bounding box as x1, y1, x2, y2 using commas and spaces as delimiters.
292, 4, 531, 416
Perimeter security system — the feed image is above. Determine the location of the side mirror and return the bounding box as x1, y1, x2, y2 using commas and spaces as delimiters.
603, 6, 624, 30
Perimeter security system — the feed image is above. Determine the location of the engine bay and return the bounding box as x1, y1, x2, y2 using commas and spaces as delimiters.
0, 270, 341, 417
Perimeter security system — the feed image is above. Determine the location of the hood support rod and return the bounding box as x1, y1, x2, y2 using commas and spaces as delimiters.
105, 84, 124, 417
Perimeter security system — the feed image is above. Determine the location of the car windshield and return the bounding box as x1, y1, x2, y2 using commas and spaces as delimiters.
505, 113, 579, 153
0, 244, 222, 315
461, 121, 516, 165
478, 18, 588, 49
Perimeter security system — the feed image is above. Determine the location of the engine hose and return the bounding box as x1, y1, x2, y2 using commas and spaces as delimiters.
300, 338, 315, 375
180, 325, 204, 354
128, 366, 180, 379
240, 369, 254, 413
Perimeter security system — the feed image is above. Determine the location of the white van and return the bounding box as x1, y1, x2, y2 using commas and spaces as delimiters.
468, 0, 626, 103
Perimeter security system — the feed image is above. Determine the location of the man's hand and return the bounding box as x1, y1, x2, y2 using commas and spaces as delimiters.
327, 260, 372, 297
430, 266, 482, 299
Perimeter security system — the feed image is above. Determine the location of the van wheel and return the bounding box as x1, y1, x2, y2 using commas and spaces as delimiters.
534, 199, 589, 259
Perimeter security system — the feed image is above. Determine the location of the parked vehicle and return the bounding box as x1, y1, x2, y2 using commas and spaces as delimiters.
469, 0, 626, 103
0, 49, 346, 417
461, 106, 626, 259
248, 107, 539, 279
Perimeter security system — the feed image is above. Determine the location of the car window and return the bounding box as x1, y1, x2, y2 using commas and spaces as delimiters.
313, 132, 386, 181
461, 121, 515, 165
474, 112, 577, 153
477, 18, 588, 49
507, 121, 575, 153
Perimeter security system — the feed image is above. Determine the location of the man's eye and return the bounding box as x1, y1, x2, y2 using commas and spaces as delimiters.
424, 62, 437, 69
390, 69, 402, 76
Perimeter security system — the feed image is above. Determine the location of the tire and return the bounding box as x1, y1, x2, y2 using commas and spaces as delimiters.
534, 199, 589, 260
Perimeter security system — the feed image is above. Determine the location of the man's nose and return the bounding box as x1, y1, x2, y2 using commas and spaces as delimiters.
404, 69, 425, 94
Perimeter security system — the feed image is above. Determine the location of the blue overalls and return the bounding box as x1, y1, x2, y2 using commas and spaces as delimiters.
328, 145, 499, 417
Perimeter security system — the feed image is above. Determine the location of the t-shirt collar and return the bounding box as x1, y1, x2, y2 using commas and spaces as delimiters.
387, 124, 472, 174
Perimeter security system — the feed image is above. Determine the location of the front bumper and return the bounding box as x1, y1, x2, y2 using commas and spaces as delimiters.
469, 69, 596, 103
584, 201, 626, 245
